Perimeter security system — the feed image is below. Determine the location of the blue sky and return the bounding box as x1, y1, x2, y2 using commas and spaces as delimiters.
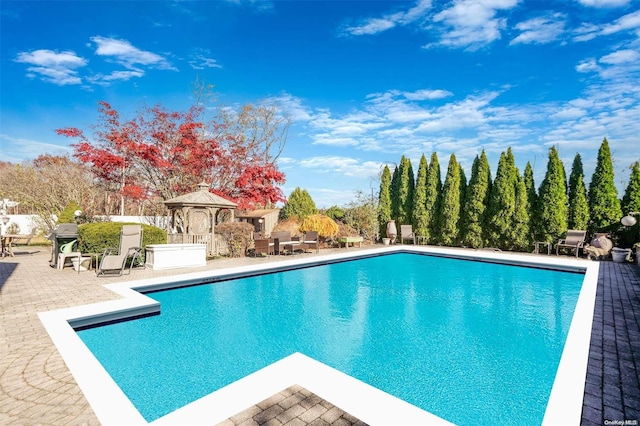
1, 0, 639, 208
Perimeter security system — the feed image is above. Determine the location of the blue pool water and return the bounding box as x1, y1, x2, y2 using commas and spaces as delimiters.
77, 253, 584, 425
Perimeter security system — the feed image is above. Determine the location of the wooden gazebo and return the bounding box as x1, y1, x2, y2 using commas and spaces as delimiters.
164, 182, 237, 256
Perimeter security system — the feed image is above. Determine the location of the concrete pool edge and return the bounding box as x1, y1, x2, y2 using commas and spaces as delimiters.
38, 246, 598, 426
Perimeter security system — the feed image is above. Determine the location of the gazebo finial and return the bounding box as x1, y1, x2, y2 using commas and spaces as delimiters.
197, 182, 210, 192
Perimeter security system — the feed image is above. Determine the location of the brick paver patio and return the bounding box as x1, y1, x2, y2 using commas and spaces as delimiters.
1, 245, 638, 425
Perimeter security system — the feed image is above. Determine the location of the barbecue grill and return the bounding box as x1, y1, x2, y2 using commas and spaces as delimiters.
48, 223, 79, 268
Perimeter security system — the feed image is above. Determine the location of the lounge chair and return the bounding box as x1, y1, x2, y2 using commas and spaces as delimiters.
400, 225, 416, 244
97, 225, 144, 277
555, 230, 587, 258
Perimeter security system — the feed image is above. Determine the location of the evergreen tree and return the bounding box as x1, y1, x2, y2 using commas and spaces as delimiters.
439, 154, 461, 246
377, 165, 392, 240
486, 149, 518, 248
622, 161, 640, 214
390, 164, 400, 223
396, 155, 415, 225
588, 138, 622, 232
458, 164, 467, 243
413, 154, 429, 237
568, 153, 590, 230
58, 200, 83, 224
523, 162, 538, 240
510, 171, 531, 251
425, 152, 442, 243
537, 147, 568, 242
462, 150, 492, 248
279, 187, 318, 220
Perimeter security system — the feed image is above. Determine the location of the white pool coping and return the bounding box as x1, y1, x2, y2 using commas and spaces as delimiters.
38, 246, 598, 426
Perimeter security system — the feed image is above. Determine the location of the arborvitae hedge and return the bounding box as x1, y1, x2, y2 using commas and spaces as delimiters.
538, 146, 568, 242
524, 162, 538, 240
377, 165, 392, 240
383, 138, 629, 251
438, 154, 461, 246
511, 172, 531, 251
390, 164, 400, 223
622, 161, 640, 214
395, 155, 415, 225
413, 154, 429, 237
425, 152, 442, 244
486, 149, 517, 248
462, 150, 491, 248
588, 138, 622, 232
568, 153, 590, 230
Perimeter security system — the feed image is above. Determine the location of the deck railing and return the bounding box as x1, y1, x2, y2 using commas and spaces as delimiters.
167, 233, 228, 256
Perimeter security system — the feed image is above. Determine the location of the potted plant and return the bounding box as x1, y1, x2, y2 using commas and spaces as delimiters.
386, 220, 397, 244
611, 247, 630, 263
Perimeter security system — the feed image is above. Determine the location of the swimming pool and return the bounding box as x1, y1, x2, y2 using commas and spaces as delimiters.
39, 246, 599, 425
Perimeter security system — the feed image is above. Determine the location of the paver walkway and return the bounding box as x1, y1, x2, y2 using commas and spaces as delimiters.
581, 261, 640, 425
218, 385, 367, 426
1, 246, 639, 425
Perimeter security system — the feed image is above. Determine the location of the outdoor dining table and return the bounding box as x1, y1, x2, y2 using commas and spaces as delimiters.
1, 234, 19, 257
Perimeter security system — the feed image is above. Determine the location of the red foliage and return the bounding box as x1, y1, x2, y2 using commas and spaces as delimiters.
55, 101, 286, 208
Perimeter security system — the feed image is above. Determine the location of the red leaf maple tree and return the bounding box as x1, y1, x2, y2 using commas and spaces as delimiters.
57, 101, 287, 212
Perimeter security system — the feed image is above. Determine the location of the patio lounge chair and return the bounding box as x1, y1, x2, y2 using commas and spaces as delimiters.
556, 230, 587, 258
400, 225, 416, 244
97, 225, 143, 277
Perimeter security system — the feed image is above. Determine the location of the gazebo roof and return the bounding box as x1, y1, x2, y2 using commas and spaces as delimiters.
164, 182, 237, 209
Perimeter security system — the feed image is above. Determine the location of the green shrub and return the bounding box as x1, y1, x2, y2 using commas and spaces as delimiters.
78, 222, 166, 262
58, 201, 82, 224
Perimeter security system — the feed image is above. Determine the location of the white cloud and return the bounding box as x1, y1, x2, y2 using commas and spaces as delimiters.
341, 0, 432, 36
576, 0, 631, 7
269, 93, 314, 122
403, 89, 453, 100
552, 107, 588, 119
510, 13, 565, 45
189, 56, 222, 70
0, 134, 73, 162
572, 23, 601, 42
91, 36, 176, 71
599, 49, 640, 64
188, 48, 222, 70
344, 18, 396, 36
429, 0, 519, 50
99, 70, 145, 81
576, 58, 600, 73
575, 9, 640, 42
299, 156, 383, 179
576, 47, 640, 80
601, 9, 640, 35
14, 49, 87, 85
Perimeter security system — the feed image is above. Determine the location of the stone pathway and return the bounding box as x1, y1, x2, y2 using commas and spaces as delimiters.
581, 262, 640, 425
217, 385, 367, 426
